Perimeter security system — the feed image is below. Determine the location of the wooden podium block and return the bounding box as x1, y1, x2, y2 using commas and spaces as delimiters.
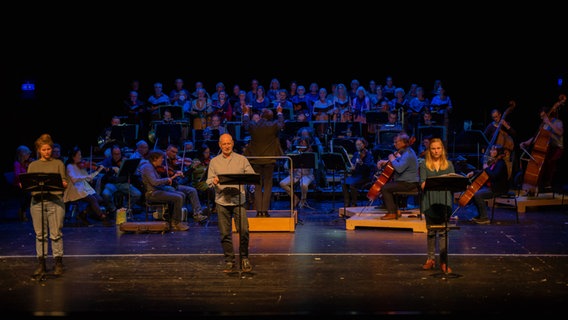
232, 210, 297, 232
343, 207, 426, 233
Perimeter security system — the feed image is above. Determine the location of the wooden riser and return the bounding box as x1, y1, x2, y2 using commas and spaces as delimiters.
232, 209, 296, 232
496, 193, 564, 213
342, 207, 426, 233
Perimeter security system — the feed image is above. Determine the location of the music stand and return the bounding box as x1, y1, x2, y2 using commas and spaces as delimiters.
118, 158, 141, 219
159, 105, 183, 120
321, 153, 348, 214
424, 174, 469, 278
111, 124, 138, 148
155, 123, 182, 150
218, 174, 261, 235
365, 111, 389, 125
19, 173, 64, 281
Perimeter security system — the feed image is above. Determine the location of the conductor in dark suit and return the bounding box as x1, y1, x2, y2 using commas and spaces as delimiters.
242, 105, 285, 217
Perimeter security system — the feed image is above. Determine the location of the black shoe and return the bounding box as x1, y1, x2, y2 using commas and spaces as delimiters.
77, 210, 92, 227
263, 211, 270, 217
256, 211, 264, 217
102, 218, 114, 227
241, 258, 253, 272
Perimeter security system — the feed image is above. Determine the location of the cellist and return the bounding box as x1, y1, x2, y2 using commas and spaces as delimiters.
375, 132, 419, 220
465, 144, 510, 224
519, 105, 564, 192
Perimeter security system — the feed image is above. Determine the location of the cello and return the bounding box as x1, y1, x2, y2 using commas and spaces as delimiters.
521, 94, 566, 195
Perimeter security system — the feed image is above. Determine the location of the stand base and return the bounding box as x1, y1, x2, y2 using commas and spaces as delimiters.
431, 272, 462, 279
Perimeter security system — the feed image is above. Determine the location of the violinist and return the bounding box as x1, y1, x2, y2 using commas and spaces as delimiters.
375, 132, 419, 220
99, 145, 142, 216
466, 144, 509, 224
63, 146, 112, 226
164, 144, 208, 222
519, 105, 564, 193
342, 138, 375, 208
140, 150, 189, 231
484, 108, 516, 179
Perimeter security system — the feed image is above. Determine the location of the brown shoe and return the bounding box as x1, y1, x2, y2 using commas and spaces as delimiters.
422, 259, 435, 270
440, 263, 452, 274
171, 221, 189, 231
380, 213, 397, 220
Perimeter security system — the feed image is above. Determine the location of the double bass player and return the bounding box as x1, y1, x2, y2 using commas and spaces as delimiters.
519, 102, 564, 193
483, 107, 516, 179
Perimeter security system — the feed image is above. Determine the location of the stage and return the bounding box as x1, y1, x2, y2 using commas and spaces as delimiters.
0, 196, 567, 319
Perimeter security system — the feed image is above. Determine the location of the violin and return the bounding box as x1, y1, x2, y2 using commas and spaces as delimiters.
78, 160, 102, 171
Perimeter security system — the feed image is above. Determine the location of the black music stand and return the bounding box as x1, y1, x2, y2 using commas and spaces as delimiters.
19, 173, 64, 281
159, 105, 183, 120
111, 124, 138, 148
365, 111, 389, 125
288, 152, 317, 213
424, 174, 469, 278
321, 152, 348, 214
155, 123, 182, 150
118, 158, 141, 219
218, 174, 261, 233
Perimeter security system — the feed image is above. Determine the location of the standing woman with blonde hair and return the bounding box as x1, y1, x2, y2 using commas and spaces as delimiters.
26, 133, 68, 278
419, 138, 455, 274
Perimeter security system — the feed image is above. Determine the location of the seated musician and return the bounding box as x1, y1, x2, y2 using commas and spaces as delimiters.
164, 144, 208, 222
280, 137, 316, 209
342, 138, 375, 208
465, 144, 509, 224
140, 150, 189, 231
375, 132, 419, 220
519, 103, 564, 193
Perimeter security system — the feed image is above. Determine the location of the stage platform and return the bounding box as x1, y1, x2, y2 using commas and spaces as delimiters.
495, 192, 564, 213
340, 206, 427, 233
232, 209, 297, 232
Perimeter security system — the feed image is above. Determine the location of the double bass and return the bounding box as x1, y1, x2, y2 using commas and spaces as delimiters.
482, 100, 516, 166
521, 94, 566, 195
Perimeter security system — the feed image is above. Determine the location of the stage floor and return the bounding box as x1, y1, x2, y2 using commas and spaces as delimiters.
0, 196, 567, 319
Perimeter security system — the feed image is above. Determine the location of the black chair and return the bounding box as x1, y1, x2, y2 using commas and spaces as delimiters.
490, 191, 519, 223
393, 182, 422, 220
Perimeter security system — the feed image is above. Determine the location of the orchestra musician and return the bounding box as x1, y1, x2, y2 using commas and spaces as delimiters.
342, 138, 375, 208
164, 144, 208, 222
483, 108, 516, 179
375, 132, 419, 220
519, 104, 564, 192
280, 136, 316, 209
465, 144, 509, 224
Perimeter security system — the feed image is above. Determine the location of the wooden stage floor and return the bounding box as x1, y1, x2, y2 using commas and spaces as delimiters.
0, 196, 567, 319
